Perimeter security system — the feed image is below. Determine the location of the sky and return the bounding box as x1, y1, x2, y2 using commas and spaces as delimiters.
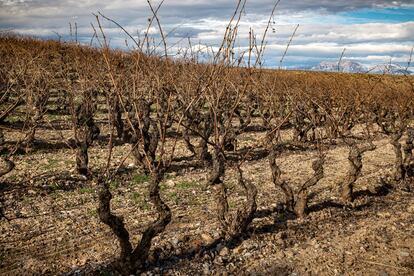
1, 0, 413, 70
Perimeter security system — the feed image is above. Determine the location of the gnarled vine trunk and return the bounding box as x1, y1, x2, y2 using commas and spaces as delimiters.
403, 127, 414, 178
182, 112, 213, 164
98, 170, 171, 274
269, 146, 294, 212
225, 166, 257, 239
124, 100, 158, 172
0, 128, 4, 145
0, 157, 14, 178
74, 98, 100, 176
269, 145, 325, 217
294, 156, 325, 217
113, 97, 124, 139
390, 131, 404, 182
0, 128, 14, 178
341, 141, 376, 203
208, 147, 257, 240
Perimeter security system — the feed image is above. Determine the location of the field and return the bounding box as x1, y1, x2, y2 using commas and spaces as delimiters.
0, 32, 414, 276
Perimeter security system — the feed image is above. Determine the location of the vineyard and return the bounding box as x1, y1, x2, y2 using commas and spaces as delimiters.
1, 18, 414, 276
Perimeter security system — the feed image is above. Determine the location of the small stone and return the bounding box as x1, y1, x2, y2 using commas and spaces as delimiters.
202, 263, 210, 275
377, 212, 391, 218
171, 237, 179, 246
201, 233, 214, 245
219, 247, 229, 256
215, 256, 223, 264
242, 240, 258, 250
232, 246, 243, 254
275, 251, 285, 259
190, 239, 203, 253
399, 251, 410, 257
378, 271, 389, 276
166, 180, 175, 188
285, 251, 294, 258
227, 262, 235, 269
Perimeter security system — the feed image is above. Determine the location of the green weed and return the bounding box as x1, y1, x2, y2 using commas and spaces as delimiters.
80, 187, 94, 194
168, 191, 179, 204
88, 209, 97, 217
132, 173, 150, 185
176, 180, 198, 190
110, 180, 120, 189
44, 159, 58, 170
131, 192, 150, 210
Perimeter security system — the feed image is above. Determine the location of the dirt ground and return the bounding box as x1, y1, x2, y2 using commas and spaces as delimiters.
1, 124, 413, 276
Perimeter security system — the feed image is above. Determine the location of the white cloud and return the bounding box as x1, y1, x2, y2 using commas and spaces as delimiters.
0, 0, 413, 68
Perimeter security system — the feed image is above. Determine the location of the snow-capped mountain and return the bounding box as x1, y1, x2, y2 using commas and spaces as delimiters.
368, 63, 412, 75
312, 60, 366, 73
310, 60, 413, 75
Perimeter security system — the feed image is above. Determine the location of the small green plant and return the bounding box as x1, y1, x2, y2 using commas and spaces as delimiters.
99, 270, 112, 276
64, 159, 75, 166
6, 115, 20, 124
44, 159, 58, 170
22, 195, 32, 204
110, 180, 120, 189
80, 187, 94, 194
132, 173, 150, 185
159, 183, 167, 191
88, 209, 97, 217
6, 174, 18, 181
49, 183, 60, 192
165, 173, 176, 180
168, 191, 179, 204
131, 192, 150, 210
176, 180, 198, 190
50, 191, 61, 200
131, 192, 140, 203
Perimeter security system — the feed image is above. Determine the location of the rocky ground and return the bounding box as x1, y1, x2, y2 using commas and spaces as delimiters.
1, 124, 413, 276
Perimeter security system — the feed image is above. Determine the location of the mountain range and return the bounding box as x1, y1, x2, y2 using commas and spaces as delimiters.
309, 60, 413, 75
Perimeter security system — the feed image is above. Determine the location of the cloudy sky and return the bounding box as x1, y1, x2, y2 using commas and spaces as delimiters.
1, 0, 413, 69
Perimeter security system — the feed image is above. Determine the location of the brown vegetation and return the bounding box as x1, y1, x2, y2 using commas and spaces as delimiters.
1, 6, 414, 274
